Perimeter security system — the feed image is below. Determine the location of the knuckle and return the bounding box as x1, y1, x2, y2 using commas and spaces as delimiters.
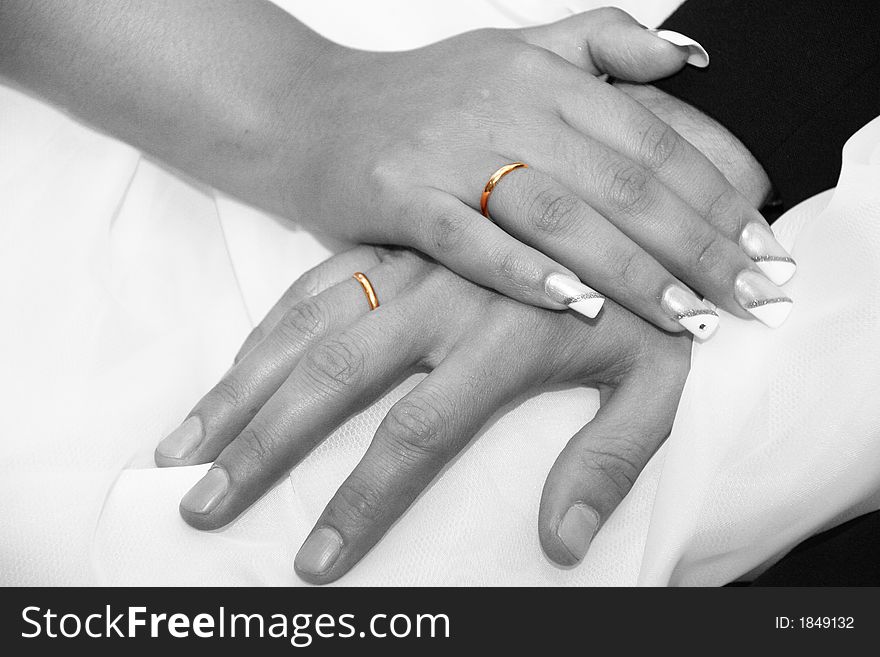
589, 6, 629, 23
637, 120, 681, 171
210, 376, 248, 408
278, 299, 327, 345
614, 247, 645, 290
426, 208, 469, 255
508, 45, 558, 77
303, 336, 366, 394
291, 269, 324, 299
578, 445, 644, 500
529, 187, 582, 237
688, 229, 728, 276
484, 247, 540, 297
704, 186, 740, 228
234, 423, 275, 465
366, 155, 406, 196
602, 161, 653, 215
335, 475, 385, 526
382, 393, 451, 457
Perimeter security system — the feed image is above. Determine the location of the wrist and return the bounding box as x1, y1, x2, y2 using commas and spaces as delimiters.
614, 82, 772, 209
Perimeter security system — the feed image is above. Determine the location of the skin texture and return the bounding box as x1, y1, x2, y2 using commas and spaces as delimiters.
0, 1, 780, 330
157, 83, 771, 583
0, 1, 775, 580
158, 246, 691, 582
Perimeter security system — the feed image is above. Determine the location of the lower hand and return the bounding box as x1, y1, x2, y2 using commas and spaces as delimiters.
156, 246, 691, 582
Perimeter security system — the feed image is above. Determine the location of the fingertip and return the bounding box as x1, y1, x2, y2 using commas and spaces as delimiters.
155, 416, 204, 466
649, 29, 709, 68
178, 466, 231, 530
294, 526, 345, 584
540, 501, 600, 567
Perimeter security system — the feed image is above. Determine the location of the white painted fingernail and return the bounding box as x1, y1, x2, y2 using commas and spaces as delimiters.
739, 222, 797, 285
545, 273, 605, 319
661, 284, 719, 339
734, 270, 794, 328
650, 29, 709, 68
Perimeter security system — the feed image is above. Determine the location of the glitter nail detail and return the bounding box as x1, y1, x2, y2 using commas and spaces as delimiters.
734, 269, 794, 328
740, 222, 797, 285
561, 291, 604, 305
545, 274, 605, 319
675, 309, 718, 320
744, 296, 793, 309
661, 284, 719, 338
752, 255, 796, 264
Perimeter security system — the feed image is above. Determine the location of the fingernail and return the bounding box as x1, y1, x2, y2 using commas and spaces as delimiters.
156, 416, 204, 460
180, 467, 229, 515
649, 29, 709, 68
557, 503, 600, 562
661, 283, 719, 339
545, 273, 605, 319
295, 527, 343, 576
734, 269, 794, 328
739, 222, 797, 285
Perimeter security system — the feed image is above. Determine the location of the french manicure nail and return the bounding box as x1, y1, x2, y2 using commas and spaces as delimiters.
734, 270, 794, 328
156, 416, 204, 460
180, 467, 229, 515
545, 273, 605, 319
557, 503, 600, 562
661, 284, 719, 339
650, 29, 710, 68
295, 527, 343, 576
739, 222, 797, 285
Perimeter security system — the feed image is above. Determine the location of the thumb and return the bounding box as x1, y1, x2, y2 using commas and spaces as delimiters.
538, 360, 687, 566
521, 7, 707, 82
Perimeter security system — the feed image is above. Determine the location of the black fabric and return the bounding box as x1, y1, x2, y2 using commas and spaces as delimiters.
750, 511, 880, 586
654, 0, 880, 210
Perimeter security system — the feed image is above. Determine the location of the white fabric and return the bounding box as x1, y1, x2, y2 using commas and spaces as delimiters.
2, 0, 879, 587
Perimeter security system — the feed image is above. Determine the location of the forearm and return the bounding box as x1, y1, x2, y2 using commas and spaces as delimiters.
0, 0, 336, 217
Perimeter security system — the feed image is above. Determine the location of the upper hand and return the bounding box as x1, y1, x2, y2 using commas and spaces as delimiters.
284, 8, 795, 336
156, 246, 691, 582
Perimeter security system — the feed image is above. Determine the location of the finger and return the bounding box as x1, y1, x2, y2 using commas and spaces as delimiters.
234, 245, 383, 364
538, 348, 689, 566
556, 76, 796, 285
479, 163, 720, 338
293, 333, 538, 584
177, 287, 447, 530
404, 188, 606, 320
522, 7, 696, 80
155, 251, 429, 467
477, 124, 787, 324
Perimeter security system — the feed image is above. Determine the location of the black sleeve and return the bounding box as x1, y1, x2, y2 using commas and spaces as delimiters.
653, 0, 880, 209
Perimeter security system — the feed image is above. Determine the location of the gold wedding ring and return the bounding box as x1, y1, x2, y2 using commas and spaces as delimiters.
352, 272, 379, 311
480, 162, 528, 220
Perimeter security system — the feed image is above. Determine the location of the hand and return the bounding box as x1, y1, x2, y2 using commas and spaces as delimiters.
156, 246, 691, 583
614, 82, 772, 209
281, 8, 795, 335
1, 2, 795, 333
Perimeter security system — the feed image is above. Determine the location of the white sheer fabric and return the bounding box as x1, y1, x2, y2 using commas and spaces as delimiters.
2, 0, 878, 586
